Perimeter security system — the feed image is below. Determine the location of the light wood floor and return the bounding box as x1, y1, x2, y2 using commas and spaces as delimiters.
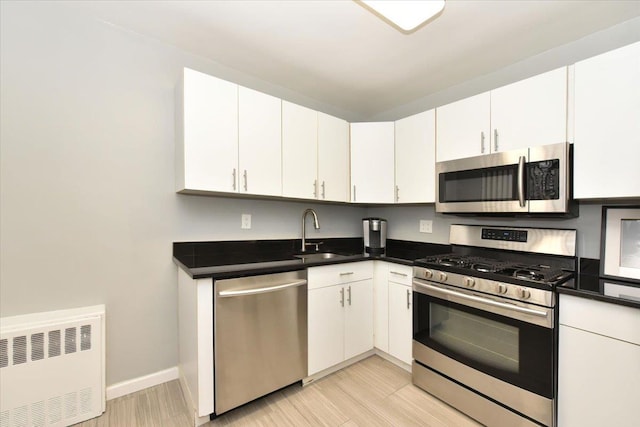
78, 355, 482, 426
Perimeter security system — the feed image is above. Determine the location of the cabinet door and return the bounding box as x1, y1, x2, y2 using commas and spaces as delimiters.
490, 67, 568, 153
388, 282, 412, 365
318, 112, 350, 202
573, 41, 640, 199
308, 285, 345, 375
373, 262, 389, 352
558, 325, 640, 427
238, 86, 282, 196
178, 68, 238, 193
282, 101, 318, 199
350, 122, 395, 203
395, 110, 436, 203
436, 92, 490, 162
344, 279, 374, 360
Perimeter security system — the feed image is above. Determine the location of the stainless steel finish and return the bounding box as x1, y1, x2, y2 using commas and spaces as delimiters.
435, 147, 529, 213
395, 185, 399, 202
529, 142, 570, 213
313, 179, 317, 198
406, 289, 411, 309
390, 271, 408, 277
347, 285, 352, 305
218, 279, 306, 297
340, 287, 345, 307
480, 131, 485, 153
438, 272, 448, 282
412, 360, 544, 427
449, 224, 577, 257
243, 169, 248, 191
301, 208, 320, 252
494, 128, 499, 152
294, 252, 346, 262
414, 342, 553, 426
464, 277, 476, 288
232, 168, 236, 190
518, 155, 526, 207
214, 271, 307, 415
339, 271, 354, 276
321, 181, 325, 199
413, 278, 553, 328
353, 185, 356, 201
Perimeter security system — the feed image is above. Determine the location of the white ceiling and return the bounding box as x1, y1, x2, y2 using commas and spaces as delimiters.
68, 0, 640, 119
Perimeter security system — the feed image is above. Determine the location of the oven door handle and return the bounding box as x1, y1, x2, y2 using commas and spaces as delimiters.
413, 279, 552, 327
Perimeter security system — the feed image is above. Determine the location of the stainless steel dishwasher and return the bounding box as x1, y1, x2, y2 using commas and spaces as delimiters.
214, 270, 307, 415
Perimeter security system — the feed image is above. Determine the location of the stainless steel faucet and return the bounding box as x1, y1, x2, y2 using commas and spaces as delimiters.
301, 208, 321, 252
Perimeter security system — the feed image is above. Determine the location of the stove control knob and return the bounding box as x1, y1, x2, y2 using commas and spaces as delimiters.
497, 284, 508, 294
519, 288, 531, 300
439, 272, 448, 282
423, 269, 433, 279
464, 277, 475, 288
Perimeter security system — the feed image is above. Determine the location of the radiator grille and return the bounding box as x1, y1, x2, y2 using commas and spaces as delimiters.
0, 305, 105, 427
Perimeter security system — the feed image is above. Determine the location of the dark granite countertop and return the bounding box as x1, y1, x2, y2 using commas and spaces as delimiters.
556, 258, 640, 309
173, 237, 448, 280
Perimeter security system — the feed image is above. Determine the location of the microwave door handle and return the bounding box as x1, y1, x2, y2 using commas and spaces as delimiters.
518, 155, 526, 208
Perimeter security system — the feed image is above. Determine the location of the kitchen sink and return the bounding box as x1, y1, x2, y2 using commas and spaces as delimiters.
293, 252, 348, 262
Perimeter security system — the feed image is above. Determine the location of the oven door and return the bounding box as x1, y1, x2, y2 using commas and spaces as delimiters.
412, 278, 555, 425
436, 148, 528, 213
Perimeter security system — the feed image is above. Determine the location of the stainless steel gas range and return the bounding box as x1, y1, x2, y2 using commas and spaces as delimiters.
412, 224, 577, 427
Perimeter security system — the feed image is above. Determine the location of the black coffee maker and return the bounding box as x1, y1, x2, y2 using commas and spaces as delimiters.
363, 217, 387, 255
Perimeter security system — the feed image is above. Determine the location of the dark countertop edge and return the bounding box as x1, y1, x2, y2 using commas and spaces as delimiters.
174, 254, 413, 280
556, 284, 640, 309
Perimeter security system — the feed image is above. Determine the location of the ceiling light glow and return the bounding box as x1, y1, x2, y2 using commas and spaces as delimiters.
361, 0, 445, 32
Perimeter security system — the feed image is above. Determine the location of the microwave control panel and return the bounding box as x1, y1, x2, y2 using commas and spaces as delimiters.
527, 159, 560, 200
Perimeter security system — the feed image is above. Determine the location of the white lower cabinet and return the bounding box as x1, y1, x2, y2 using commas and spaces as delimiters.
558, 294, 640, 427
388, 281, 412, 365
308, 262, 374, 375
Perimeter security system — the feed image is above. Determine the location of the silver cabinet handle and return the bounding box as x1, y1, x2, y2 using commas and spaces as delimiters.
406, 289, 411, 309
339, 272, 354, 276
494, 129, 499, 152
340, 287, 345, 307
232, 168, 236, 191
313, 179, 318, 198
517, 155, 526, 207
353, 185, 356, 202
395, 185, 399, 202
347, 285, 352, 306
390, 271, 408, 277
480, 131, 485, 153
218, 280, 307, 298
321, 181, 326, 199
243, 170, 248, 191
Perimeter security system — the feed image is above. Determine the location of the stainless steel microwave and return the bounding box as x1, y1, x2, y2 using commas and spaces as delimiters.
436, 142, 576, 215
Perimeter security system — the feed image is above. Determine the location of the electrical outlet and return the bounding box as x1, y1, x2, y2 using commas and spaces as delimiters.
419, 219, 432, 233
241, 214, 251, 229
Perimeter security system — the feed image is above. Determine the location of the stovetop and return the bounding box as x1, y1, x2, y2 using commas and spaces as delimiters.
414, 253, 574, 289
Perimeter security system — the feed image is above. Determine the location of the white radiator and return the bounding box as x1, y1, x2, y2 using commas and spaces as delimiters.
0, 305, 105, 427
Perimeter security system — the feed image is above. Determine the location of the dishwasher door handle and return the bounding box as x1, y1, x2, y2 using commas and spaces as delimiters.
218, 279, 307, 298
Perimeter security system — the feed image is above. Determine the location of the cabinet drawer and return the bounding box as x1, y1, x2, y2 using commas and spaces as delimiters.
387, 264, 413, 286
308, 261, 373, 290
559, 294, 640, 345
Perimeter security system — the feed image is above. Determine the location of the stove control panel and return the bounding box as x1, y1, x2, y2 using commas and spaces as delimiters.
481, 228, 528, 242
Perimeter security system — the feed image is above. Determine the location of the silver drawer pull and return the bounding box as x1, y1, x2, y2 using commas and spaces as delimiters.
339, 272, 354, 276
390, 271, 408, 277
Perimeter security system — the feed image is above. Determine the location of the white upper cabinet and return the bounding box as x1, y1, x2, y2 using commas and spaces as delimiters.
176, 68, 238, 193
436, 92, 491, 162
350, 122, 395, 203
436, 67, 568, 162
490, 67, 568, 152
573, 41, 640, 199
395, 110, 436, 203
238, 86, 282, 197
282, 101, 318, 199
318, 112, 350, 202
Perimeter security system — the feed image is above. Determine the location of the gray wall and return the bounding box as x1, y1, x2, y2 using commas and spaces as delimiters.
0, 1, 637, 388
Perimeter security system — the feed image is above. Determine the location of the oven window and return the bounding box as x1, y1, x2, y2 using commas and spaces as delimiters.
430, 304, 519, 373
439, 164, 519, 203
414, 293, 553, 398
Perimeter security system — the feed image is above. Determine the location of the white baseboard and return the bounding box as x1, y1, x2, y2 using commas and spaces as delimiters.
106, 366, 179, 400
